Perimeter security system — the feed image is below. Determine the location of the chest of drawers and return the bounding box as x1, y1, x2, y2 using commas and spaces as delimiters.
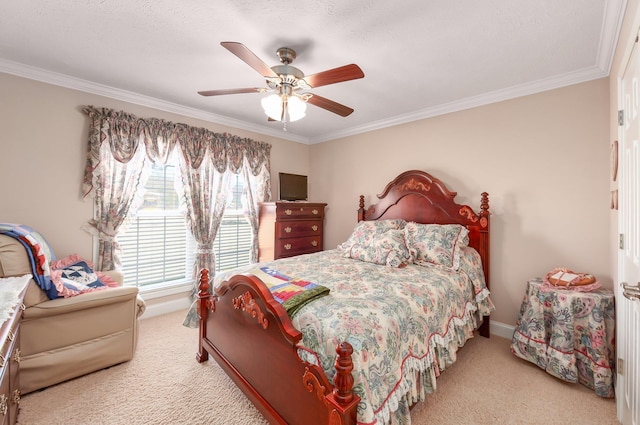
0, 285, 26, 425
258, 202, 327, 261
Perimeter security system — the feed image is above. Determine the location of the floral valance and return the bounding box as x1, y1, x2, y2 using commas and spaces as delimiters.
82, 106, 271, 198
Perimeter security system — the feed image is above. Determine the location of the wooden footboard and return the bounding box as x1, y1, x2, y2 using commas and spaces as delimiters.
196, 269, 360, 425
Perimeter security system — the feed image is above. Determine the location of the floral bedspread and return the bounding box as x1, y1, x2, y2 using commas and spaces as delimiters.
510, 279, 616, 397
214, 248, 494, 425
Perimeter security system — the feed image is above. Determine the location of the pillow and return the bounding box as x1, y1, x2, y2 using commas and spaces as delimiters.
342, 228, 411, 267
337, 219, 407, 252
49, 254, 113, 298
404, 223, 469, 270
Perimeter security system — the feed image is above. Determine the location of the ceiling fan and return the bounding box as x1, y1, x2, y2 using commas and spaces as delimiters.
198, 42, 365, 128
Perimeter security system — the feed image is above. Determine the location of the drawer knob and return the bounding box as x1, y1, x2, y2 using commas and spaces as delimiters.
312, 209, 319, 214
13, 348, 21, 364
284, 226, 292, 233
284, 243, 292, 250
285, 209, 292, 215
311, 225, 318, 231
311, 240, 318, 247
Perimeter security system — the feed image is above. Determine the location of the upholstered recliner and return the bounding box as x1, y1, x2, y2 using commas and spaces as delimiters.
0, 234, 145, 394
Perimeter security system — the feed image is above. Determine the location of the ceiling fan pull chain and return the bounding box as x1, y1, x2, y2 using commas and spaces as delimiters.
281, 96, 288, 131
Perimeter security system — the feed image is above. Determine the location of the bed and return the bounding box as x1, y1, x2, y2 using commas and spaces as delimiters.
196, 169, 493, 425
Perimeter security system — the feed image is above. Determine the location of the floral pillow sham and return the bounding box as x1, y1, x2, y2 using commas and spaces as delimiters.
341, 228, 411, 267
403, 222, 469, 270
339, 220, 471, 270
337, 219, 406, 251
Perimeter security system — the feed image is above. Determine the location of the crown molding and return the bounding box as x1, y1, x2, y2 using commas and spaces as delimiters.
597, 0, 628, 74
0, 59, 310, 144
310, 65, 608, 144
2, 57, 607, 146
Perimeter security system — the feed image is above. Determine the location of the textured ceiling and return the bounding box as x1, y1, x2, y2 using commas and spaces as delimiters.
0, 0, 627, 144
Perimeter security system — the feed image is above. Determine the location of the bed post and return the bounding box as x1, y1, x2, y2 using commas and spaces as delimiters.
479, 192, 490, 286
357, 195, 365, 222
478, 192, 491, 338
326, 342, 360, 424
196, 269, 211, 363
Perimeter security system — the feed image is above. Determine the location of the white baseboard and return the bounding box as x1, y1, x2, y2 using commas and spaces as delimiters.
139, 296, 192, 320
490, 320, 515, 339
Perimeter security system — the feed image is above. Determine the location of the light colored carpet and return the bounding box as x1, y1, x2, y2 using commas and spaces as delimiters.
17, 310, 618, 425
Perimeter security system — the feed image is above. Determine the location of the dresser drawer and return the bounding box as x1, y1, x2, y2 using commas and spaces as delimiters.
275, 236, 323, 258
275, 204, 324, 220
276, 220, 322, 239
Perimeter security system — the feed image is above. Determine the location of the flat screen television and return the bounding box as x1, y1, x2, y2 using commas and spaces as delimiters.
279, 172, 308, 201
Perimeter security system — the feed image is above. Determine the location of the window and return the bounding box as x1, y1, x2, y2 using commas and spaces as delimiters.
118, 162, 192, 288
117, 162, 253, 289
214, 174, 253, 273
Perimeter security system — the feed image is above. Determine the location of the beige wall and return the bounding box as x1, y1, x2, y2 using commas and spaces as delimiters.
1, 64, 611, 328
311, 79, 611, 326
0, 72, 310, 261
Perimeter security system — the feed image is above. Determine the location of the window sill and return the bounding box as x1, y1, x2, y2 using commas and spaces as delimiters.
137, 281, 192, 300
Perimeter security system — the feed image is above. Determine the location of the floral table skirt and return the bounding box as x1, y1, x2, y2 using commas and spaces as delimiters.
510, 279, 616, 397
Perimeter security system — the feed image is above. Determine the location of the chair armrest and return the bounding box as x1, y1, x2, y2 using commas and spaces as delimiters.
23, 286, 139, 320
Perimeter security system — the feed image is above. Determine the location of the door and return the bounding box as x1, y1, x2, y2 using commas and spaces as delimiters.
618, 29, 640, 425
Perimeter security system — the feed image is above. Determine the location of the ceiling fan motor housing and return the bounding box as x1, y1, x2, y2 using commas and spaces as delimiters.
270, 47, 305, 91
276, 47, 296, 64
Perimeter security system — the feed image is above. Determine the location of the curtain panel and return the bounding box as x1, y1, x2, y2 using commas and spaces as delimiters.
81, 106, 272, 287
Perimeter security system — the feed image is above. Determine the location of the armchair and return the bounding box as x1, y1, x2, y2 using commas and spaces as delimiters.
0, 234, 145, 394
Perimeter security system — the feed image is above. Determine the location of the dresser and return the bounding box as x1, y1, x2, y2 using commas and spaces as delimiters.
0, 279, 28, 425
258, 202, 327, 261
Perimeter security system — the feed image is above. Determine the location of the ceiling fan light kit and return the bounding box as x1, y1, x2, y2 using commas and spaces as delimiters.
261, 93, 306, 122
198, 42, 364, 129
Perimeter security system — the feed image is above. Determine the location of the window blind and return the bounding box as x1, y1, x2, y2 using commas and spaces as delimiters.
117, 163, 252, 288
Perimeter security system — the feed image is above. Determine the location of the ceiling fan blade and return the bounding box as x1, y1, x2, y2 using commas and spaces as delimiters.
307, 94, 354, 117
221, 42, 279, 78
302, 64, 364, 88
198, 88, 263, 96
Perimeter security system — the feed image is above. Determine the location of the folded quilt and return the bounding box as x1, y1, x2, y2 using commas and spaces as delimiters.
0, 223, 58, 298
251, 266, 330, 317
0, 223, 111, 299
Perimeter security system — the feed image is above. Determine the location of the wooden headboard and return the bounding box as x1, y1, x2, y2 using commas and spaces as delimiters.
357, 170, 491, 336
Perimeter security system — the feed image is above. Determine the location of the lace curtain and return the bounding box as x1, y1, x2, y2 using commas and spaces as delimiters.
81, 105, 272, 291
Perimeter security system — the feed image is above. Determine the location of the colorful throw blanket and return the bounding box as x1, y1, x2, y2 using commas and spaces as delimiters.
0, 223, 58, 298
250, 266, 330, 317
0, 223, 111, 299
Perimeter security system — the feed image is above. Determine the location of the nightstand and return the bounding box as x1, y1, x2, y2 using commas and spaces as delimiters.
510, 278, 616, 397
